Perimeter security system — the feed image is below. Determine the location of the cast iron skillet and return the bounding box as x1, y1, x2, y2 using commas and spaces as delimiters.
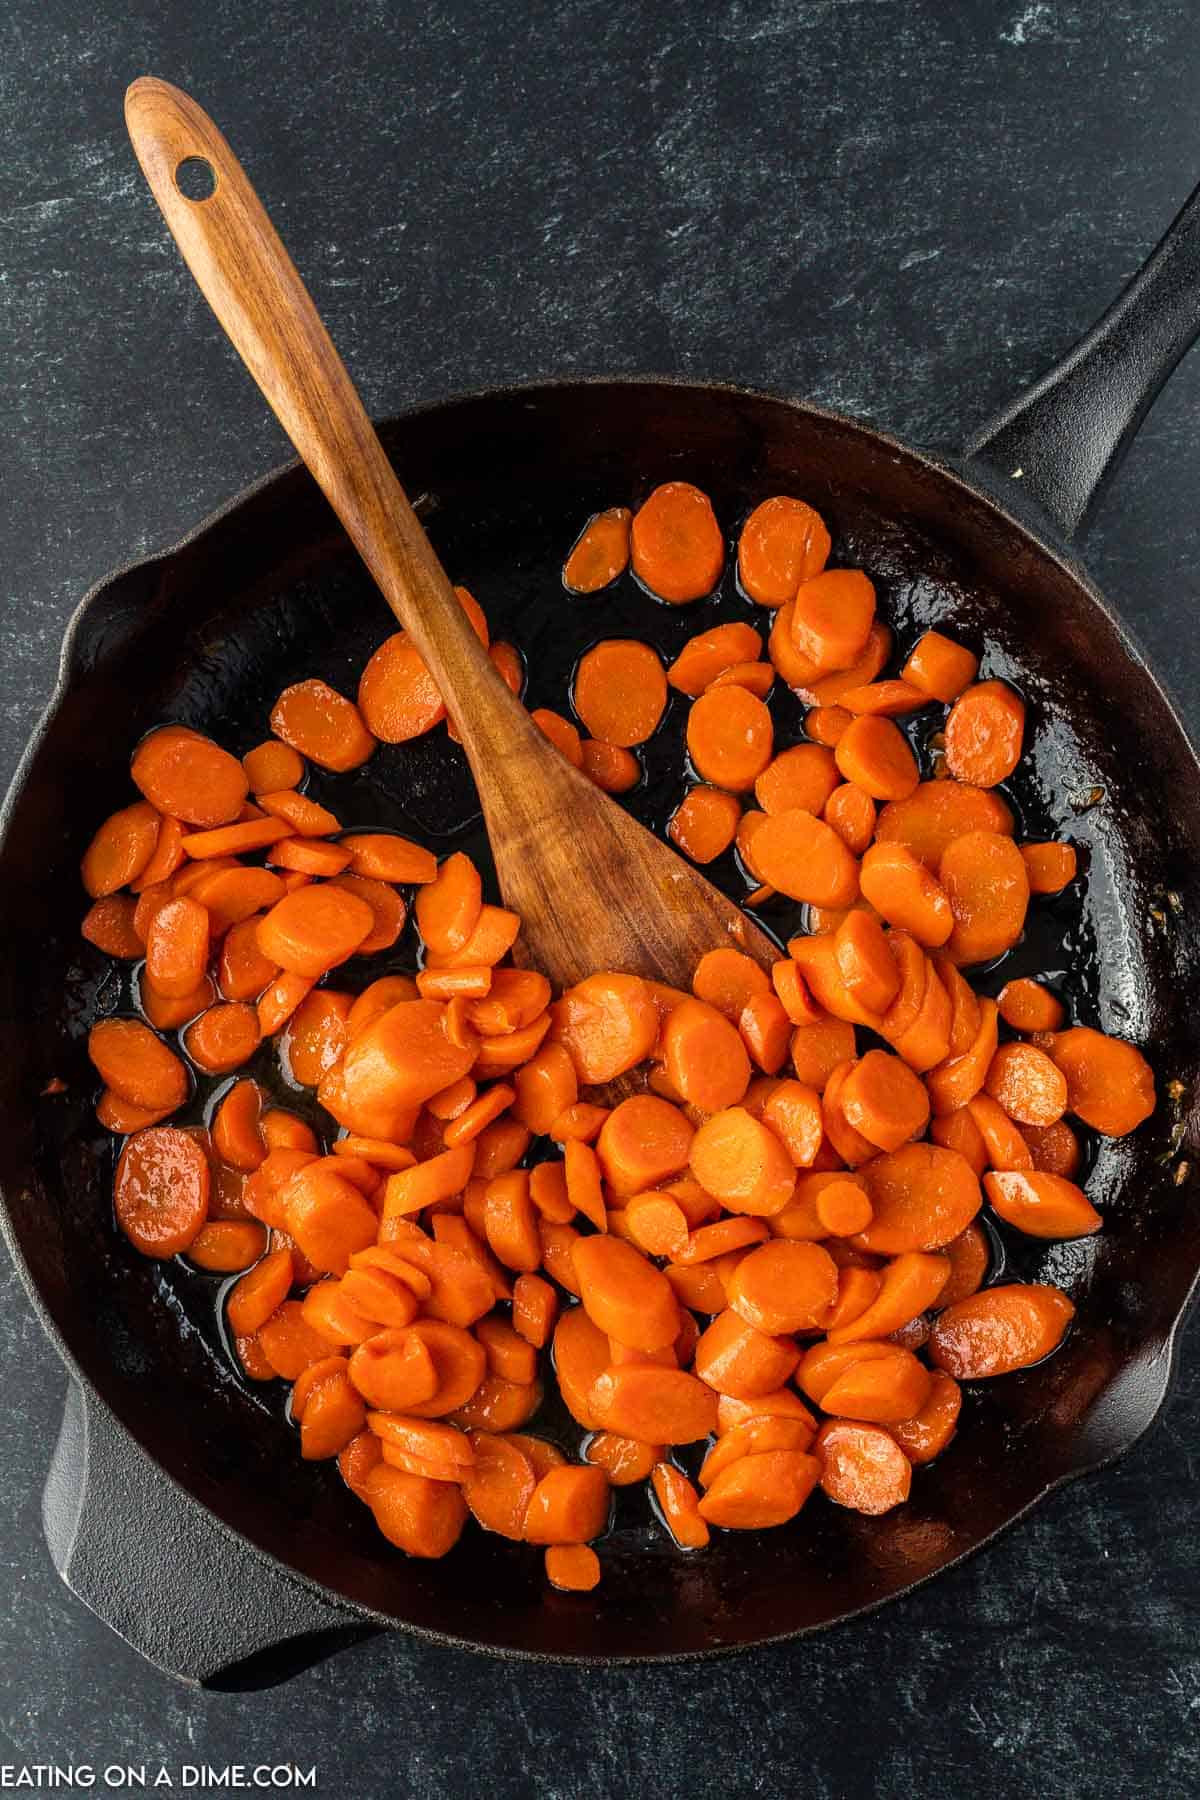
4, 175, 1200, 1689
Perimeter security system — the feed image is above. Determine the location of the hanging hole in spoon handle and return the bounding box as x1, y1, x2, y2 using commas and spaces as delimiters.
123, 76, 534, 773
174, 155, 216, 201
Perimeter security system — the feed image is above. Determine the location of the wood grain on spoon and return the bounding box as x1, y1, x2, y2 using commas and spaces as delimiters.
123, 77, 777, 992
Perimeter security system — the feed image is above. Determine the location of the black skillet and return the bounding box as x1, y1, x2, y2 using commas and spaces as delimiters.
3, 119, 1200, 1685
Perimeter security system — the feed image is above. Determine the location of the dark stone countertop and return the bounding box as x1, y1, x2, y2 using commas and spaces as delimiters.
2, 1, 1199, 1794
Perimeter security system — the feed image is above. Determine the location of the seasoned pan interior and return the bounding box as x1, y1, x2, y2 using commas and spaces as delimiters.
2, 380, 1198, 1658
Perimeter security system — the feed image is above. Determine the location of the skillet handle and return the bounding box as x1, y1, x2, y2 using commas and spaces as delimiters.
43, 1381, 378, 1686
963, 178, 1200, 538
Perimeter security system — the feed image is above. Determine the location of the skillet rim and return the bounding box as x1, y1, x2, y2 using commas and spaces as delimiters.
2, 371, 1198, 1665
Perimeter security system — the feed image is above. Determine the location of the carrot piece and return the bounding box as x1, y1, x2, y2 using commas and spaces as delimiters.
668, 785, 741, 863
382, 1142, 476, 1220
770, 960, 822, 1028
767, 601, 821, 690
823, 781, 876, 856
806, 705, 851, 748
925, 996, 999, 1117
279, 990, 351, 1089
452, 1430, 537, 1540
131, 727, 249, 828
264, 838, 349, 878
789, 569, 875, 675
365, 1320, 487, 1419
88, 1017, 188, 1113
985, 1041, 1069, 1127
875, 780, 1014, 869
252, 973, 314, 1040
523, 1465, 610, 1545
593, 1094, 693, 1198
856, 1142, 982, 1252
1022, 1118, 1082, 1179
738, 992, 792, 1074
984, 1169, 1102, 1239
579, 738, 641, 793
269, 678, 375, 771
697, 1448, 820, 1528
256, 887, 373, 980
882, 1368, 961, 1467
363, 1463, 468, 1556
825, 1249, 949, 1344
686, 686, 774, 791
1045, 1026, 1156, 1136
737, 495, 830, 607
343, 977, 418, 1042
112, 1125, 209, 1257
672, 1216, 769, 1266
1021, 841, 1078, 894
356, 632, 449, 741
838, 1049, 930, 1153
513, 1044, 579, 1135
930, 1281, 1075, 1378
242, 741, 304, 793
579, 1432, 656, 1487
857, 842, 951, 948
667, 624, 761, 698
590, 1363, 718, 1443
837, 680, 929, 718
552, 1305, 611, 1426
223, 1243, 293, 1336
725, 1239, 836, 1335
997, 978, 1065, 1034
816, 1420, 912, 1513
789, 1011, 858, 1091
573, 639, 668, 747
81, 800, 161, 897
799, 621, 893, 707
182, 868, 283, 939
833, 713, 919, 803
530, 707, 584, 767
186, 1218, 267, 1273
475, 1169, 538, 1272
967, 1092, 1034, 1172
182, 1002, 260, 1075
754, 744, 840, 818
141, 896, 209, 1000
81, 894, 143, 960
571, 1234, 679, 1352
466, 968, 551, 1036
759, 1079, 823, 1167
563, 506, 632, 593
471, 1116, 532, 1176
630, 481, 724, 603
96, 1086, 176, 1133
646, 1462, 707, 1548
819, 1343, 931, 1421
705, 659, 774, 699
699, 1415, 815, 1489
280, 1155, 378, 1272
689, 1106, 795, 1218
832, 911, 899, 1016
931, 1221, 988, 1307
540, 1543, 600, 1590
297, 1364, 366, 1460
179, 817, 294, 861
751, 808, 860, 907
944, 679, 1025, 787
212, 1079, 267, 1172
687, 951, 767, 1025
938, 829, 1029, 965
449, 1370, 543, 1432
131, 814, 187, 892
693, 1306, 799, 1398
510, 1272, 557, 1349
550, 972, 659, 1084
901, 630, 978, 702
258, 1298, 335, 1378
413, 852, 483, 957
439, 1084, 512, 1147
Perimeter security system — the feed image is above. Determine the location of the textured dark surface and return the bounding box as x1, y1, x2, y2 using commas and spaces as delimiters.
3, 0, 1200, 1794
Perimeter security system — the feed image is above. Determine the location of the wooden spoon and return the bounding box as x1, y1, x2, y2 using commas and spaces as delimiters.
124, 78, 777, 993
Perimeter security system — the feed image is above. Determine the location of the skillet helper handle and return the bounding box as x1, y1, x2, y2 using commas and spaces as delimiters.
43, 1381, 374, 1685
123, 77, 526, 765
963, 178, 1200, 538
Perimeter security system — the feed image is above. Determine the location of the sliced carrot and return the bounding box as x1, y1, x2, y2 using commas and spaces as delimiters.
944, 680, 1025, 787
82, 894, 143, 959
256, 884, 374, 976
930, 1282, 1075, 1377
689, 1106, 795, 1217
563, 506, 632, 592
113, 1125, 209, 1257
686, 686, 774, 791
256, 971, 317, 1037
589, 1363, 718, 1443
967, 1092, 1034, 1171
816, 1420, 912, 1513
672, 1215, 769, 1265
180, 817, 295, 860
705, 660, 774, 699
751, 808, 860, 907
856, 1143, 982, 1253
771, 959, 822, 1027
82, 800, 161, 897
268, 679, 376, 771
887, 1368, 962, 1465
524, 1464, 610, 1544
647, 1462, 708, 1548
834, 714, 919, 803
859, 841, 952, 946
839, 1049, 930, 1151
759, 1079, 824, 1168
268, 837, 353, 877
789, 1011, 858, 1091
579, 738, 641, 793
242, 740, 304, 793
471, 1116, 533, 1176
187, 866, 285, 936
807, 705, 851, 748
550, 972, 659, 1084
668, 622, 763, 696
737, 495, 830, 607
838, 679, 927, 717
131, 727, 249, 827
726, 1239, 836, 1334
754, 744, 840, 818
834, 911, 900, 1015
693, 1306, 799, 1398
998, 978, 1066, 1034
984, 1169, 1102, 1238
925, 997, 999, 1117
212, 1079, 267, 1171
363, 1464, 467, 1557
462, 1430, 538, 1538
131, 814, 187, 892
938, 830, 1029, 965
688, 950, 767, 1023
875, 780, 1014, 867
1022, 1118, 1082, 1178
697, 1449, 821, 1529
88, 1017, 188, 1112
183, 1002, 261, 1074
985, 1041, 1068, 1127
573, 639, 668, 747
594, 1094, 693, 1198
442, 1083, 515, 1147
571, 1234, 679, 1351
1045, 1026, 1156, 1136
668, 785, 741, 863
382, 1141, 476, 1220
901, 630, 978, 702
513, 1044, 579, 1135
790, 569, 875, 675
258, 1300, 335, 1379
823, 782, 876, 856
699, 1416, 814, 1489
1021, 841, 1078, 894
530, 707, 584, 767
413, 852, 483, 957
630, 481, 724, 603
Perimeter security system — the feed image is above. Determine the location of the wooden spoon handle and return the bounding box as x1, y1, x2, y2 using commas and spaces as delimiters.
123, 77, 529, 761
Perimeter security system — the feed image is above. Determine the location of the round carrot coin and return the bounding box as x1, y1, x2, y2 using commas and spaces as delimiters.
631, 481, 724, 604
573, 639, 667, 747
114, 1125, 210, 1258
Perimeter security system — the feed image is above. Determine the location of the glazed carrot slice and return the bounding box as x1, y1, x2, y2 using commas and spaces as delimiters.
726, 1240, 837, 1334
418, 966, 492, 1007
257, 971, 317, 1038
357, 634, 447, 742
618, 1191, 687, 1259
826, 1250, 948, 1344
686, 686, 774, 791
184, 1002, 261, 1074
887, 1368, 962, 1466
255, 789, 341, 836
344, 976, 419, 1041
382, 1141, 476, 1220
1045, 1025, 1156, 1136
512, 1272, 558, 1349
925, 996, 999, 1117
738, 992, 792, 1074
524, 1464, 610, 1544
900, 630, 978, 702
530, 708, 584, 766
690, 949, 770, 1022
875, 780, 1014, 869
131, 727, 249, 828
834, 715, 919, 802
271, 678, 376, 771
550, 972, 659, 1084
81, 801, 161, 897
95, 1087, 172, 1133
471, 1115, 533, 1175
801, 621, 894, 707
997, 978, 1065, 1034
459, 1433, 537, 1541
693, 1306, 799, 1398
819, 1345, 931, 1422
936, 957, 983, 1059
699, 1416, 814, 1489
930, 1282, 1075, 1377
751, 809, 860, 908
754, 744, 840, 817
82, 895, 144, 959
823, 781, 876, 855
758, 1079, 824, 1167
672, 1216, 769, 1265
1021, 842, 1078, 894
985, 1041, 1068, 1126
468, 968, 552, 1035
88, 1017, 188, 1112
336, 832, 436, 885
984, 1169, 1101, 1238
767, 602, 821, 690
281, 989, 352, 1087
572, 1235, 679, 1351
704, 660, 774, 699
815, 1180, 874, 1238
1022, 1118, 1082, 1178
815, 1420, 912, 1513
790, 570, 876, 675
650, 1462, 710, 1548
589, 1364, 718, 1443
512, 1044, 578, 1135
596, 1094, 694, 1196
807, 705, 851, 747
212, 1079, 267, 1171
442, 1084, 515, 1148
944, 680, 1024, 787
543, 1544, 602, 1589
188, 1219, 268, 1272
268, 838, 352, 877
552, 1305, 611, 1427
144, 896, 210, 999
584, 1432, 660, 1486
771, 959, 822, 1027
427, 903, 521, 971
839, 1049, 930, 1152
131, 814, 187, 892
227, 1246, 294, 1338
668, 785, 741, 863
737, 496, 831, 607
789, 1011, 858, 1090
563, 506, 632, 593
820, 1061, 876, 1167
938, 830, 1029, 965
630, 481, 724, 603
573, 639, 668, 747
242, 740, 304, 793
697, 1449, 821, 1528
834, 911, 900, 1015
933, 1221, 989, 1306
414, 852, 483, 957
856, 1143, 982, 1253
363, 1465, 468, 1557
180, 817, 295, 860
255, 885, 374, 977
668, 622, 763, 696
283, 1160, 379, 1275
837, 679, 927, 717
579, 738, 641, 793
967, 1092, 1034, 1171
689, 1106, 795, 1217
114, 1125, 209, 1257
186, 866, 285, 936
858, 842, 951, 947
